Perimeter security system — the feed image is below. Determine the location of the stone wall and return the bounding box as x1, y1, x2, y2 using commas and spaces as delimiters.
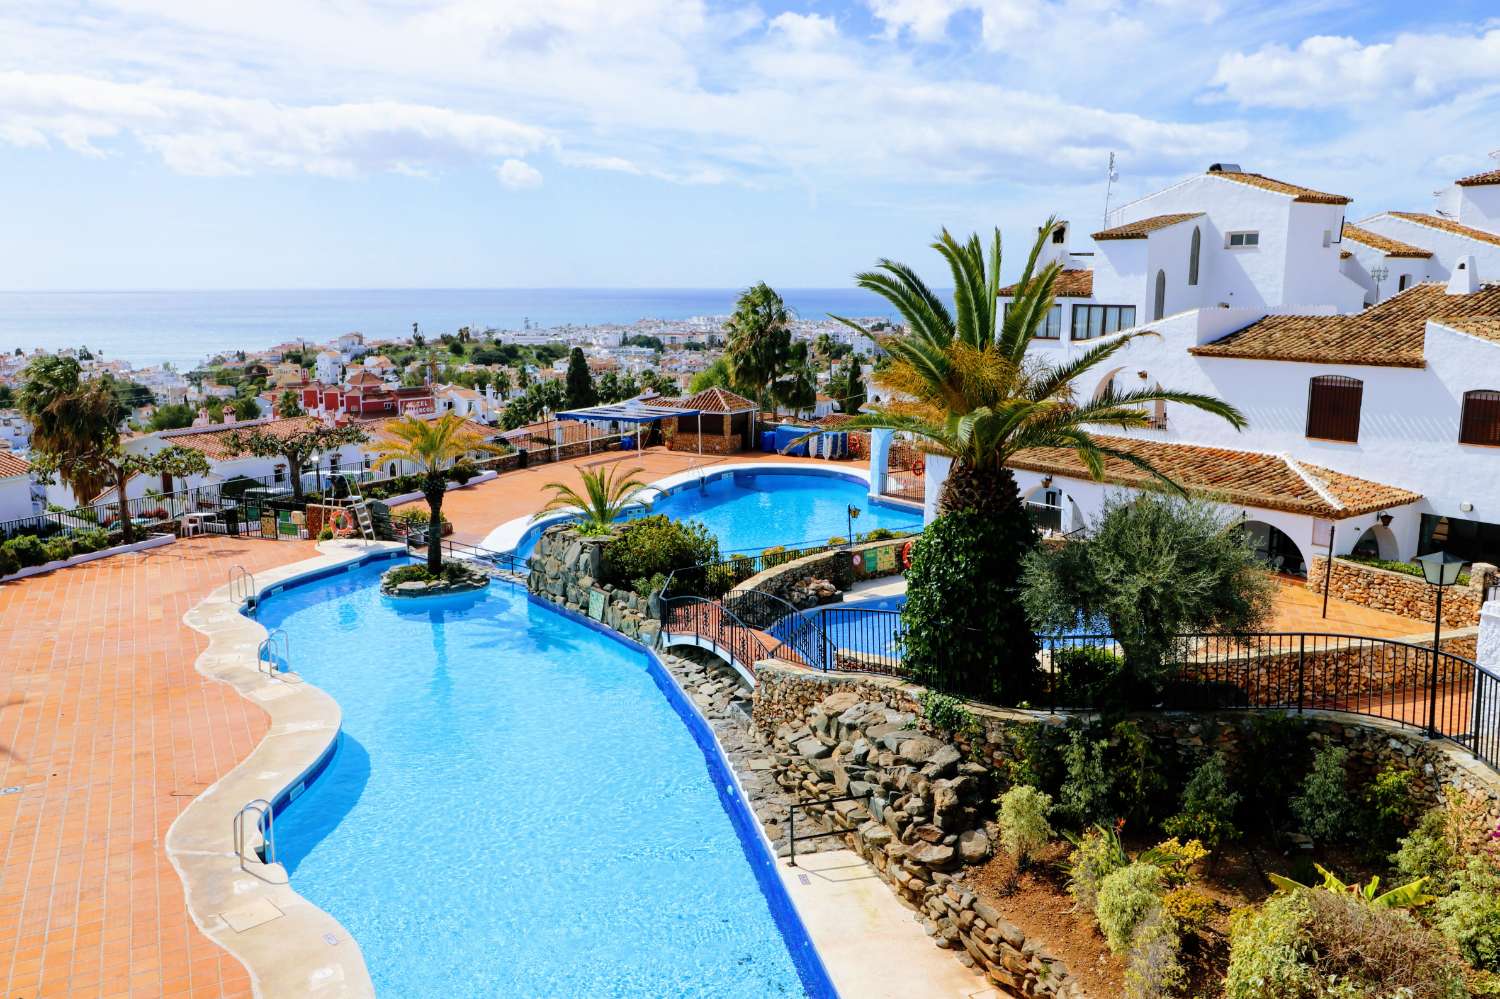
758, 674, 1083, 998
1307, 556, 1496, 628
661, 415, 749, 455
723, 537, 910, 617
526, 524, 661, 645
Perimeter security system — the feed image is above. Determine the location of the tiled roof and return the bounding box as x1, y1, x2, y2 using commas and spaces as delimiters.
1435, 315, 1500, 346
1091, 213, 1204, 240
999, 268, 1093, 298
1457, 169, 1500, 187
1008, 435, 1420, 520
1386, 212, 1500, 248
360, 414, 497, 441
157, 416, 326, 461
1189, 282, 1500, 368
1341, 224, 1432, 258
0, 450, 29, 478
1207, 170, 1350, 205
651, 386, 758, 413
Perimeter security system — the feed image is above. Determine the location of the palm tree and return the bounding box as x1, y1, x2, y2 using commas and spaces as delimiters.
832, 220, 1246, 701
371, 413, 505, 573
535, 465, 649, 535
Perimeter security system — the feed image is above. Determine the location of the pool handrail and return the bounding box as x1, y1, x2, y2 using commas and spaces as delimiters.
233, 798, 277, 874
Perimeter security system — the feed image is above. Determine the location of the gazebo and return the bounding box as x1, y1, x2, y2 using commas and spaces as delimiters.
646, 387, 759, 455
553, 398, 706, 455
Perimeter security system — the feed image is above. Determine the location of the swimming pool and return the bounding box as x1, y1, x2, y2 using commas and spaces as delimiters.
256, 555, 834, 998
508, 468, 923, 559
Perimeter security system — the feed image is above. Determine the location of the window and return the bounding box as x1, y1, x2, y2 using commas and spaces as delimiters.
1153, 270, 1167, 321
1051, 226, 1066, 244
1226, 231, 1259, 248
1188, 227, 1201, 286
1420, 513, 1500, 566
1003, 302, 1063, 339
1070, 305, 1137, 340
1460, 390, 1500, 446
1398, 274, 1411, 292
1305, 375, 1363, 442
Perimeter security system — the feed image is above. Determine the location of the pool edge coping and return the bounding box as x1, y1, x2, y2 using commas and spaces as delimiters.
168, 539, 400, 999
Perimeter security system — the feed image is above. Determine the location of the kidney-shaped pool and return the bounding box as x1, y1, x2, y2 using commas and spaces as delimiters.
255, 554, 834, 997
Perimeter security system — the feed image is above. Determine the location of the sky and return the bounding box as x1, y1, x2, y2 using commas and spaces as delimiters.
2, 0, 1499, 290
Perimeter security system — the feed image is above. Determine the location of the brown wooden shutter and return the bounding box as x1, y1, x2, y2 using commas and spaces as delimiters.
1305, 375, 1363, 442
1461, 390, 1500, 446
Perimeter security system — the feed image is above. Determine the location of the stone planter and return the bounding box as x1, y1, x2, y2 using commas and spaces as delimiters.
379, 562, 489, 597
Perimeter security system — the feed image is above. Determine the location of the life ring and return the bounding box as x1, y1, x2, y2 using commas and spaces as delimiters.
328, 508, 354, 537
901, 539, 916, 569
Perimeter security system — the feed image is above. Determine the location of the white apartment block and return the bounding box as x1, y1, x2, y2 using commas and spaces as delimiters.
887, 162, 1500, 575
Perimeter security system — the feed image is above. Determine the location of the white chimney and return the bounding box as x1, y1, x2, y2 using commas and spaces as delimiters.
1448, 255, 1480, 295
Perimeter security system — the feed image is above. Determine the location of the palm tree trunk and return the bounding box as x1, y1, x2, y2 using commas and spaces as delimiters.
424, 475, 445, 574
937, 460, 1032, 526
113, 464, 135, 545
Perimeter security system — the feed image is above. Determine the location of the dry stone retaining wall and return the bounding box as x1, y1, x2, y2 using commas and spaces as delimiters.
1307, 556, 1496, 628
526, 525, 661, 644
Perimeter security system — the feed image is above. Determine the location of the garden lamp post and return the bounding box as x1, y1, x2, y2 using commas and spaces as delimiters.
1417, 550, 1466, 737
846, 505, 861, 547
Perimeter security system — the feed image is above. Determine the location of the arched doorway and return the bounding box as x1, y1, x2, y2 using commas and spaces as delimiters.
1242, 520, 1307, 576
1352, 523, 1399, 560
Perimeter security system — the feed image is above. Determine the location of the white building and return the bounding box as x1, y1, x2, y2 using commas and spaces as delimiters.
0, 409, 32, 452
887, 162, 1500, 575
314, 350, 343, 385
0, 452, 35, 523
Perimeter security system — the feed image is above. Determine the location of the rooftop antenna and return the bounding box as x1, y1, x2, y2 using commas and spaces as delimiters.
1102, 152, 1119, 227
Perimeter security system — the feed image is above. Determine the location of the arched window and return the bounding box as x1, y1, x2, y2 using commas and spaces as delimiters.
1188, 227, 1201, 286
1306, 375, 1363, 442
1153, 270, 1167, 321
1460, 390, 1500, 446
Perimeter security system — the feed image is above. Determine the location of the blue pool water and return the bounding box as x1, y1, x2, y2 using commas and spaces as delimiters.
513, 469, 923, 559
257, 555, 832, 998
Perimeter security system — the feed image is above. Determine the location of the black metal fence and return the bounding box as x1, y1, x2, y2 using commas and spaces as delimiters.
659, 595, 778, 674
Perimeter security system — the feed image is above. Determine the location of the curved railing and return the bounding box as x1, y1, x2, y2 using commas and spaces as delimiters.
724, 589, 839, 670
659, 595, 780, 676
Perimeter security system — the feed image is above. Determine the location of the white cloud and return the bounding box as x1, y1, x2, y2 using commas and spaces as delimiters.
1212, 29, 1500, 109
0, 71, 550, 177
495, 158, 543, 189
768, 12, 838, 47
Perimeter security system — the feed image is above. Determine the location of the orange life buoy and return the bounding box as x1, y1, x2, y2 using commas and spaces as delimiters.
901, 539, 916, 569
329, 509, 354, 536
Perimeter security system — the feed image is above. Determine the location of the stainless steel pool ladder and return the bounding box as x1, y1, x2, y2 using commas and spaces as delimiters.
258, 630, 289, 675
233, 798, 276, 872
229, 565, 257, 614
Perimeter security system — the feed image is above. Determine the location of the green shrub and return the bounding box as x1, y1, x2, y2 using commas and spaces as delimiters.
1291, 744, 1355, 843
1341, 553, 1470, 586
1050, 645, 1126, 707
448, 461, 478, 484
901, 508, 1039, 704
1066, 823, 1128, 914
917, 690, 978, 737
1007, 721, 1066, 793
826, 535, 847, 546
1058, 725, 1113, 826
3, 534, 47, 569
1162, 886, 1217, 937
632, 572, 668, 598
1163, 752, 1240, 848
1391, 807, 1457, 891
1140, 837, 1208, 887
1226, 887, 1466, 999
318, 527, 335, 541
863, 528, 898, 542
73, 528, 109, 554
1124, 907, 1185, 999
1435, 857, 1500, 970
600, 515, 719, 591
1112, 720, 1169, 827
1096, 861, 1166, 954
0, 544, 18, 577
998, 786, 1054, 867
1362, 763, 1421, 855
1235, 712, 1310, 834
41, 537, 74, 562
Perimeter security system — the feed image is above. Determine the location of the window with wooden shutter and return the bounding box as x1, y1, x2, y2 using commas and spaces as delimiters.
1305, 375, 1363, 442
1460, 390, 1500, 446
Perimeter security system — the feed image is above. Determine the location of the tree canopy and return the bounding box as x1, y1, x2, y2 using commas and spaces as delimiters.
225, 421, 369, 501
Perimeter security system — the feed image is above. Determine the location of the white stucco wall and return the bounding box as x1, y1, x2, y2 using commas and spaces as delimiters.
1358, 213, 1500, 284
1459, 185, 1500, 235
0, 475, 34, 522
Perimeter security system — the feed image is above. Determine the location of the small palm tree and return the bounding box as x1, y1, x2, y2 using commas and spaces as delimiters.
535, 465, 649, 535
372, 413, 505, 573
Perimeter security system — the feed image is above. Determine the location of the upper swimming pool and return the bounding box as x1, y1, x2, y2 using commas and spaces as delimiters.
256, 555, 834, 998
509, 468, 924, 559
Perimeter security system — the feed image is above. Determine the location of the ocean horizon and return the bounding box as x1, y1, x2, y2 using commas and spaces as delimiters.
0, 287, 902, 369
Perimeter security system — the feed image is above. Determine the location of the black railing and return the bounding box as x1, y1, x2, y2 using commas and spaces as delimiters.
0, 473, 293, 543
787, 791, 872, 867
403, 533, 529, 576
725, 589, 838, 670
659, 595, 779, 674
663, 542, 836, 598
1024, 501, 1064, 534
806, 606, 905, 676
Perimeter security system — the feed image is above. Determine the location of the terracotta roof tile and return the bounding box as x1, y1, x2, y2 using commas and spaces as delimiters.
1091, 213, 1204, 240
1386, 212, 1500, 248
1457, 168, 1500, 187
1207, 170, 1350, 205
999, 268, 1093, 298
649, 386, 757, 413
157, 416, 326, 461
1008, 435, 1420, 519
1188, 282, 1500, 367
1436, 315, 1500, 346
0, 451, 29, 478
1341, 224, 1432, 258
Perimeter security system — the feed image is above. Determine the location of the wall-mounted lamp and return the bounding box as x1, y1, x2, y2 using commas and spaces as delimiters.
1461, 502, 1474, 513
1041, 475, 1053, 488
1378, 513, 1394, 528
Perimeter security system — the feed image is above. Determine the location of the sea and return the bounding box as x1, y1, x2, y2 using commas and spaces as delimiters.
0, 288, 901, 370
